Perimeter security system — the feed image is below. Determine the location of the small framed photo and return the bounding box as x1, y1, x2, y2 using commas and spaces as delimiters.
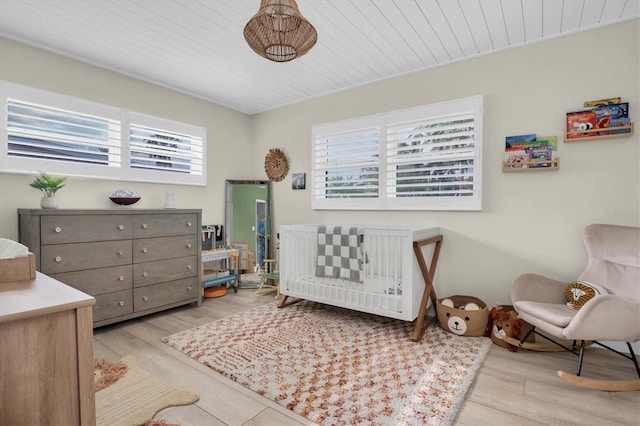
292, 173, 305, 190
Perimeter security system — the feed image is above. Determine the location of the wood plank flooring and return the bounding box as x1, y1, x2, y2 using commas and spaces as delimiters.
93, 290, 640, 426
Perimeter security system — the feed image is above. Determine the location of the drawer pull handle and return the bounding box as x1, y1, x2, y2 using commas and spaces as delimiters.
186, 221, 192, 227
142, 272, 148, 277
187, 286, 193, 291
143, 296, 149, 302
118, 224, 125, 230
55, 226, 62, 233
118, 276, 125, 281
142, 224, 148, 229
118, 301, 125, 307
118, 250, 124, 256
186, 243, 192, 248
186, 265, 192, 270
55, 256, 62, 262
142, 248, 148, 253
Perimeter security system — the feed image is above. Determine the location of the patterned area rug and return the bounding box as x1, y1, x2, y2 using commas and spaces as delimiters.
95, 356, 198, 426
162, 300, 491, 426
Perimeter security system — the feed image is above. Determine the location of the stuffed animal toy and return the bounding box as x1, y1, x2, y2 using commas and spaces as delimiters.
487, 305, 534, 352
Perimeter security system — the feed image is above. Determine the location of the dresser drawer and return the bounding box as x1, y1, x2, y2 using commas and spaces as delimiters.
41, 215, 132, 244
133, 256, 197, 287
51, 265, 133, 295
41, 240, 132, 274
134, 278, 198, 312
132, 235, 198, 263
93, 290, 133, 322
132, 214, 198, 238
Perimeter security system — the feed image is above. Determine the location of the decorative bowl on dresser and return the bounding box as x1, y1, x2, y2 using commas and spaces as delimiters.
18, 209, 202, 327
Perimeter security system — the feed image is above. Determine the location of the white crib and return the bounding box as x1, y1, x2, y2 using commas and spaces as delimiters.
279, 224, 442, 322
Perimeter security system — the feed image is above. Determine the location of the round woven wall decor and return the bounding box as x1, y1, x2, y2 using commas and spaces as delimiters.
264, 148, 289, 182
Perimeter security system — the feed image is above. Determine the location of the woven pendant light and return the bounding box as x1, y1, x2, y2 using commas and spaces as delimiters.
244, 0, 317, 62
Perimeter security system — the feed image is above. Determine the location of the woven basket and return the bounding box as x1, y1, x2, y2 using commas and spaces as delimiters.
436, 295, 488, 337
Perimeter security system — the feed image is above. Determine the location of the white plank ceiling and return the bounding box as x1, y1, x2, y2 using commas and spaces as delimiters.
0, 0, 637, 115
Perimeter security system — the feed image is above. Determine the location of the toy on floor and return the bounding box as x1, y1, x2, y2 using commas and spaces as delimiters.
487, 305, 534, 352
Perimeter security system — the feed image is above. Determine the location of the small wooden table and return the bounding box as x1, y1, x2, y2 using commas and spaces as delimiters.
0, 272, 96, 425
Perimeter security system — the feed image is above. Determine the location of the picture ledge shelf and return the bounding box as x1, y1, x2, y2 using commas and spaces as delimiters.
502, 159, 560, 172
565, 122, 634, 142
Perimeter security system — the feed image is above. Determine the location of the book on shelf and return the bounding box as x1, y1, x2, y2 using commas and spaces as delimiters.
529, 136, 557, 168
504, 134, 557, 169
593, 102, 629, 136
504, 148, 529, 168
583, 97, 621, 108
610, 117, 631, 134
535, 136, 558, 157
566, 110, 597, 138
505, 134, 536, 168
505, 133, 536, 149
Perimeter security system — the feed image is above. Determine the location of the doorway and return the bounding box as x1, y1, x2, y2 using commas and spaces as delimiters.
255, 199, 266, 272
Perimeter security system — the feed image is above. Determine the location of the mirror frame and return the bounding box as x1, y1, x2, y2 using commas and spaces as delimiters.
225, 179, 272, 267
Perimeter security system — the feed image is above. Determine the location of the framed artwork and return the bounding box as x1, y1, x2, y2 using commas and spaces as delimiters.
292, 173, 305, 190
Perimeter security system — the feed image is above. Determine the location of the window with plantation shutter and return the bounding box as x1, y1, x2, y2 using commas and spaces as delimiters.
7, 100, 118, 166
0, 81, 206, 186
312, 96, 482, 211
313, 118, 381, 209
128, 113, 204, 185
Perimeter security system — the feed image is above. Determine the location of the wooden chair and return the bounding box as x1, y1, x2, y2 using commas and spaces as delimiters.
256, 246, 279, 297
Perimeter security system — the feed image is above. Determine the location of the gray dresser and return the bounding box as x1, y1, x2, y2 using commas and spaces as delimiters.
18, 209, 202, 327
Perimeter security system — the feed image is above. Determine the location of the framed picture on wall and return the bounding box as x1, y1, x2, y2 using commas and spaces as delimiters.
292, 173, 305, 190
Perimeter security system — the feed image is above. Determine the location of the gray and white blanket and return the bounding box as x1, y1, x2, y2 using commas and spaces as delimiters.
315, 225, 362, 282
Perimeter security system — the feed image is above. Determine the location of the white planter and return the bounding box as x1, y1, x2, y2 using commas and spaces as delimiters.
40, 196, 59, 209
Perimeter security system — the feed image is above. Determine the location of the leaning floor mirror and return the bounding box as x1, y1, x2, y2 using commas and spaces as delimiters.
225, 180, 271, 285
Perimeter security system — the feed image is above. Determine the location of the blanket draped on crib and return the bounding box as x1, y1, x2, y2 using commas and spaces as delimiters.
315, 225, 362, 282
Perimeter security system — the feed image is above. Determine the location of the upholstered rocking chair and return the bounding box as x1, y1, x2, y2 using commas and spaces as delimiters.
510, 224, 640, 391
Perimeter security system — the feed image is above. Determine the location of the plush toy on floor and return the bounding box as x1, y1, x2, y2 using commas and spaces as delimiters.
487, 305, 534, 352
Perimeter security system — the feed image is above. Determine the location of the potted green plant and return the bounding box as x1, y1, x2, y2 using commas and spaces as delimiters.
29, 172, 67, 209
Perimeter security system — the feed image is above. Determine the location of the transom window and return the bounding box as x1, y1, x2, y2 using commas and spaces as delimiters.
312, 96, 483, 211
0, 81, 206, 186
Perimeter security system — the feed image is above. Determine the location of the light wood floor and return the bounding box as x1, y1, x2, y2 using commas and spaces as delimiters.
93, 289, 640, 426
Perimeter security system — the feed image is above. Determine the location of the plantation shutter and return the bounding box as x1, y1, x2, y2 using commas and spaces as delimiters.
386, 113, 476, 199
129, 121, 204, 177
312, 120, 381, 209
7, 99, 120, 168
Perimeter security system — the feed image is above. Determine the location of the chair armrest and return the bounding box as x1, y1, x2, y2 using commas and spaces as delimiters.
563, 295, 640, 341
511, 273, 569, 304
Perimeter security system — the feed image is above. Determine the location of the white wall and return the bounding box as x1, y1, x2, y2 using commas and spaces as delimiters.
250, 19, 640, 306
0, 20, 638, 307
0, 37, 252, 235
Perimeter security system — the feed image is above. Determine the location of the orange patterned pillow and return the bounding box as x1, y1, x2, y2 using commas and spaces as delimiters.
565, 281, 608, 309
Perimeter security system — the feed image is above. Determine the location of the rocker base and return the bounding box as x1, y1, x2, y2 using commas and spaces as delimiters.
557, 371, 640, 392
502, 335, 587, 352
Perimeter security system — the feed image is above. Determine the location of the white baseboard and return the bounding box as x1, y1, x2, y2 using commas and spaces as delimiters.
599, 341, 640, 355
